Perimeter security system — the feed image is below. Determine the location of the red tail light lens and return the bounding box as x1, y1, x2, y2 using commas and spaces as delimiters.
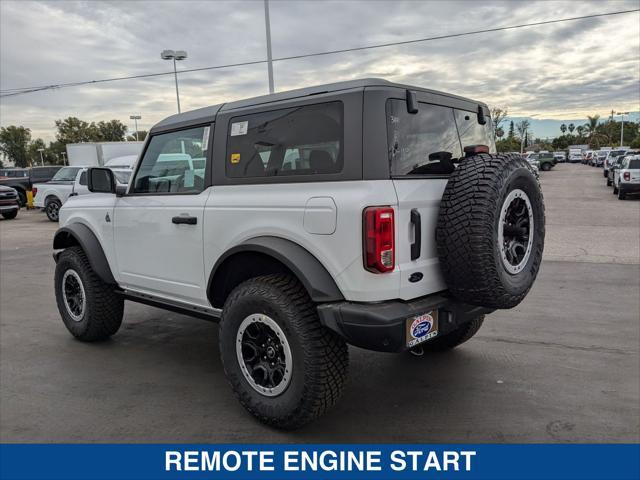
624, 172, 631, 181
32, 187, 37, 196
363, 207, 395, 273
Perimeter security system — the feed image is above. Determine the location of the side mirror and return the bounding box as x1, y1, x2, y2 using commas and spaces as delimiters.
87, 168, 116, 194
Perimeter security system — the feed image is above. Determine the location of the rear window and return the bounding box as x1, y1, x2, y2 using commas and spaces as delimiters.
628, 159, 640, 169
386, 100, 495, 176
51, 167, 81, 181
226, 102, 343, 178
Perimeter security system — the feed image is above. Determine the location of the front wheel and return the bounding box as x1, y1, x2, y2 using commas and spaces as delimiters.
541, 163, 551, 171
54, 246, 124, 341
1, 210, 18, 220
219, 274, 348, 429
45, 198, 62, 222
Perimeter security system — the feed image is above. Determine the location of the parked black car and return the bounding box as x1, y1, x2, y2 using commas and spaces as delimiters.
0, 166, 61, 206
0, 185, 20, 219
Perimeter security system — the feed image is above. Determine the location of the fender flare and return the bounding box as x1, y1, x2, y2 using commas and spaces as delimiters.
53, 223, 116, 285
208, 236, 344, 305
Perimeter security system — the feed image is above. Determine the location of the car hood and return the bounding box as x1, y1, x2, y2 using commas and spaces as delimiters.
0, 185, 16, 193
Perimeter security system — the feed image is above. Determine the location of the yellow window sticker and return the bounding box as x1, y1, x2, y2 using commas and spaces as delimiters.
230, 153, 241, 164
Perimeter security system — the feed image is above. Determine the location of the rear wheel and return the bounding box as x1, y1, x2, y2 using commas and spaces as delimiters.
613, 185, 619, 194
16, 190, 26, 207
618, 189, 626, 200
54, 246, 123, 341
437, 153, 545, 309
606, 178, 612, 186
45, 198, 62, 222
219, 274, 348, 429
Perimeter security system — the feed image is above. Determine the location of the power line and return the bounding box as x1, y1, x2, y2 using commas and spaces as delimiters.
1, 8, 638, 98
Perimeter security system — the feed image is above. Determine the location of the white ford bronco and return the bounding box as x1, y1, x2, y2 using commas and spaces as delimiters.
53, 79, 545, 429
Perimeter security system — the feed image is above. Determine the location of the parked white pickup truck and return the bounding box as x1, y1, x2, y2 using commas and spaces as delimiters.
34, 161, 135, 221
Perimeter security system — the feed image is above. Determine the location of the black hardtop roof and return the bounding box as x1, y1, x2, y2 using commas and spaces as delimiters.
151, 78, 488, 132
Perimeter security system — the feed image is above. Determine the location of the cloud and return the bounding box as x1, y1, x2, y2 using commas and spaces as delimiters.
1, 0, 638, 141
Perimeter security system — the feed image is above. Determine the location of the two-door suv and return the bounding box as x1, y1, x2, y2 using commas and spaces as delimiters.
53, 79, 545, 429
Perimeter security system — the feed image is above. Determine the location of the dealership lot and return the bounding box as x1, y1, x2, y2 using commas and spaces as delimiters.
0, 163, 638, 443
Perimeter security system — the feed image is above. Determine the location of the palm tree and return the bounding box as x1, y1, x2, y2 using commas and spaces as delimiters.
583, 115, 607, 147
576, 125, 584, 138
568, 123, 575, 134
560, 123, 567, 135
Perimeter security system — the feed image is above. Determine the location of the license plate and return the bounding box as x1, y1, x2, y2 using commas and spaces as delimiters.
406, 310, 438, 348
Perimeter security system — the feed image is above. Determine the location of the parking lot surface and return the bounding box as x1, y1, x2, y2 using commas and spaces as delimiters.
1, 163, 638, 443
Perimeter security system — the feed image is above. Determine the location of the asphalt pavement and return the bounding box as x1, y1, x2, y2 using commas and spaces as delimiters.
1, 163, 638, 442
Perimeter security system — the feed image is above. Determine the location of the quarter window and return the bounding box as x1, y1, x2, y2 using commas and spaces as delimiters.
226, 102, 343, 178
132, 126, 210, 194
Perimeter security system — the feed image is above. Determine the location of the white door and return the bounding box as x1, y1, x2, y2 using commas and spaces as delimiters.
113, 125, 212, 305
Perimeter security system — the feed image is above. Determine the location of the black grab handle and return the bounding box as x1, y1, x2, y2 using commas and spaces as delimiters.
172, 215, 197, 225
410, 208, 421, 260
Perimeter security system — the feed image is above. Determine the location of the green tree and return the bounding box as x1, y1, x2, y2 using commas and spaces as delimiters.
55, 117, 98, 144
0, 126, 32, 167
96, 120, 127, 141
583, 115, 607, 148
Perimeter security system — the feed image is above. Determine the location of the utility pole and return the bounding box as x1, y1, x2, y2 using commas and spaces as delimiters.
264, 0, 275, 94
130, 115, 141, 141
617, 112, 629, 147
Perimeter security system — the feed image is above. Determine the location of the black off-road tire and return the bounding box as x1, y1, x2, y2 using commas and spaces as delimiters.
436, 153, 545, 309
618, 189, 626, 200
1, 210, 18, 220
419, 316, 485, 352
613, 185, 619, 194
606, 178, 612, 186
45, 197, 62, 222
16, 190, 26, 207
54, 246, 123, 341
219, 274, 348, 430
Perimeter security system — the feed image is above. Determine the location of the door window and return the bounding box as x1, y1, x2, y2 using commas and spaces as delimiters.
132, 126, 210, 194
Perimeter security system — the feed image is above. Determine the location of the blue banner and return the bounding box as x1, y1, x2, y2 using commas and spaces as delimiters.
1, 444, 638, 480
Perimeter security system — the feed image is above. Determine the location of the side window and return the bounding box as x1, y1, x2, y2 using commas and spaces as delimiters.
386, 99, 462, 176
454, 109, 497, 153
132, 125, 210, 194
78, 171, 87, 186
226, 102, 343, 178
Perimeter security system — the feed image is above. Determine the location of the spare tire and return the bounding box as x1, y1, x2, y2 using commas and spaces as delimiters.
436, 153, 545, 309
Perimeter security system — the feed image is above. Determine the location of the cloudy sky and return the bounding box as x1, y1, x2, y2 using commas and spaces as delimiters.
1, 0, 639, 141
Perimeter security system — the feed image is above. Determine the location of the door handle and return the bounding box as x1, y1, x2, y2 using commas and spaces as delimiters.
410, 208, 421, 260
172, 215, 197, 225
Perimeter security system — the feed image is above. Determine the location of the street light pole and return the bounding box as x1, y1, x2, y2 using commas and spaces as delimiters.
617, 112, 629, 147
37, 148, 44, 166
61, 152, 67, 165
130, 115, 141, 141
161, 50, 188, 113
264, 0, 275, 94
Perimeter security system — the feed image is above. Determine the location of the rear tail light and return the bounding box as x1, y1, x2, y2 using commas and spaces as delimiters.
31, 187, 37, 196
624, 172, 631, 181
363, 207, 395, 273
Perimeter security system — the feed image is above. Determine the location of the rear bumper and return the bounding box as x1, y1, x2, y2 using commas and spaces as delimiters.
619, 183, 640, 194
317, 293, 493, 353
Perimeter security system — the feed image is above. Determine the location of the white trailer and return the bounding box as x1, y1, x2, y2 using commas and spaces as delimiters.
66, 142, 143, 167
